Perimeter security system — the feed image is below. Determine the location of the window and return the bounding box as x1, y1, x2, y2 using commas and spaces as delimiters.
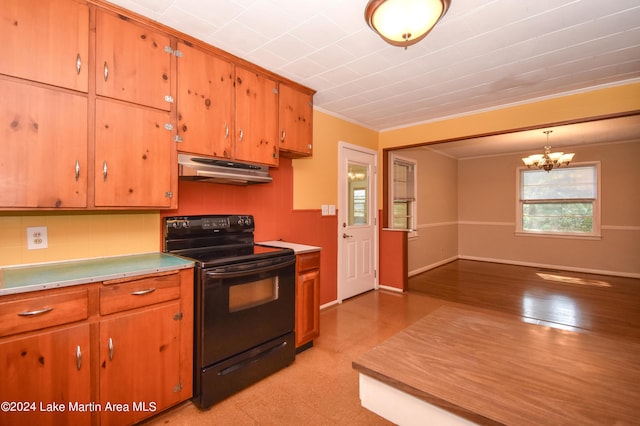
517, 164, 600, 237
389, 153, 417, 236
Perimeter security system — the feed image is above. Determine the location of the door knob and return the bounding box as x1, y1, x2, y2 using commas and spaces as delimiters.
343, 233, 353, 238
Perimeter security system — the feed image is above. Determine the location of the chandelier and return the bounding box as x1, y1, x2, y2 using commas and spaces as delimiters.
521, 131, 575, 172
365, 0, 451, 49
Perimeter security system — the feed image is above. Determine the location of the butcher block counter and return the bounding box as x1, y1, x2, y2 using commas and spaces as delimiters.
353, 306, 640, 426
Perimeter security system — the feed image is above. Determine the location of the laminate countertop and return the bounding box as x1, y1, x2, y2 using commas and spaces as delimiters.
257, 240, 321, 254
353, 306, 640, 425
0, 253, 194, 296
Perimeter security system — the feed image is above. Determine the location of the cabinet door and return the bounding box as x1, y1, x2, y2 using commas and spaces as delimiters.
296, 268, 320, 347
176, 43, 234, 158
235, 67, 279, 166
94, 99, 173, 208
0, 0, 89, 92
0, 324, 91, 426
99, 303, 182, 426
96, 10, 172, 110
0, 79, 87, 208
278, 83, 313, 157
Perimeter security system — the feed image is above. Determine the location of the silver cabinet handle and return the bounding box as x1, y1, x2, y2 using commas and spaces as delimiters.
76, 345, 82, 370
75, 160, 80, 182
17, 307, 53, 317
130, 288, 156, 296
281, 129, 286, 142
76, 53, 82, 75
103, 61, 109, 82
239, 128, 244, 141
102, 161, 108, 182
225, 123, 229, 139
108, 338, 114, 361
343, 233, 353, 239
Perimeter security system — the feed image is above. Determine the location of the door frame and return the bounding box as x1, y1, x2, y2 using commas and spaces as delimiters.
337, 141, 379, 303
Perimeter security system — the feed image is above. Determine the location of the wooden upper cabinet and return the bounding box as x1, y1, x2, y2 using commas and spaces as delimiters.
95, 10, 172, 111
0, 0, 89, 92
278, 83, 313, 157
235, 67, 279, 166
94, 99, 173, 208
0, 79, 88, 208
176, 43, 234, 158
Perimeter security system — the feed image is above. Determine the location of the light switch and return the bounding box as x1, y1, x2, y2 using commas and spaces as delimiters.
328, 205, 336, 215
321, 205, 329, 216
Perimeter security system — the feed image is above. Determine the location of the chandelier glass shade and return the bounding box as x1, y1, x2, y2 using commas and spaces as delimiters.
522, 131, 575, 172
365, 0, 451, 49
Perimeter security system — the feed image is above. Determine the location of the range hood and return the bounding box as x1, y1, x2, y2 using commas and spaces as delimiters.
178, 153, 272, 185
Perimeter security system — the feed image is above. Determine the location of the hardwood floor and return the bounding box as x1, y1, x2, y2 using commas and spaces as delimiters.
409, 260, 640, 342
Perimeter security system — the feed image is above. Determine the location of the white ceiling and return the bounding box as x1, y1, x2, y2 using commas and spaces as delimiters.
105, 0, 640, 155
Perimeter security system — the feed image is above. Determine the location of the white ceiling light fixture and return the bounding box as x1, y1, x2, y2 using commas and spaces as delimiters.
522, 131, 576, 172
365, 0, 451, 49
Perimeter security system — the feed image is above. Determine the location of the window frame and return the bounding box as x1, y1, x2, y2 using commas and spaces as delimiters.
388, 153, 418, 238
515, 162, 601, 239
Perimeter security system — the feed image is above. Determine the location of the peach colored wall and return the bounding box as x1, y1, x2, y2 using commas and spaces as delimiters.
458, 141, 640, 276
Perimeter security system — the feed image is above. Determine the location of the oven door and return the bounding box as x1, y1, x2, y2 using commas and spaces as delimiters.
199, 254, 296, 367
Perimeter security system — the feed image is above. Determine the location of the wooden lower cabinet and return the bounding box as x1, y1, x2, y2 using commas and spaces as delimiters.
0, 267, 194, 425
99, 302, 183, 426
295, 251, 320, 349
98, 269, 193, 425
0, 324, 92, 426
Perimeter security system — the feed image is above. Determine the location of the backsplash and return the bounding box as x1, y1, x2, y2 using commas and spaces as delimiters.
0, 211, 159, 267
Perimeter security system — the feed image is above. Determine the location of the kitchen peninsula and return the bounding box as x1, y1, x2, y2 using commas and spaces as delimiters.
353, 306, 640, 425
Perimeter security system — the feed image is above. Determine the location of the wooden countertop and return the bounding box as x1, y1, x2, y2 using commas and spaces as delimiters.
0, 253, 194, 296
352, 306, 640, 425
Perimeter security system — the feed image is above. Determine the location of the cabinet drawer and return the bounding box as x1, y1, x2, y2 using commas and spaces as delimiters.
297, 251, 320, 272
0, 289, 89, 337
100, 272, 181, 315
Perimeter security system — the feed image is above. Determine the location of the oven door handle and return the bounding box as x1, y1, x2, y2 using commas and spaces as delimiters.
205, 256, 295, 279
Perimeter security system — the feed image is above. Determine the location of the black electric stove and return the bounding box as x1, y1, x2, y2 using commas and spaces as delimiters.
163, 214, 296, 408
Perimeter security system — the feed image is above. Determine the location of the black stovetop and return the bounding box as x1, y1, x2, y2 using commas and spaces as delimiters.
163, 215, 293, 268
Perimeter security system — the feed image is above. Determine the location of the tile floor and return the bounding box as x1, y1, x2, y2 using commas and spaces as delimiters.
143, 290, 456, 425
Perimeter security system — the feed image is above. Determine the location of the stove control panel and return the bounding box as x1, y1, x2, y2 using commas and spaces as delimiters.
165, 215, 254, 234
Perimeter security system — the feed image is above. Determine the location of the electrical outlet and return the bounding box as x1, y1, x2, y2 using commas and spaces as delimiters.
27, 226, 48, 250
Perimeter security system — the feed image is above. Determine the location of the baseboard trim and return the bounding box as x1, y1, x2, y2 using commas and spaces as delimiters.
408, 256, 459, 277
409, 255, 639, 279
378, 284, 404, 293
459, 255, 640, 279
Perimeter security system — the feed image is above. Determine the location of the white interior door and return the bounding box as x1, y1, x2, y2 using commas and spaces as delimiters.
338, 142, 378, 302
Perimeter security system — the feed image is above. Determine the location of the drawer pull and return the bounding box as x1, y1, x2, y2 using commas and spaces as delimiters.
130, 288, 156, 296
108, 338, 114, 361
17, 307, 54, 317
76, 345, 82, 370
